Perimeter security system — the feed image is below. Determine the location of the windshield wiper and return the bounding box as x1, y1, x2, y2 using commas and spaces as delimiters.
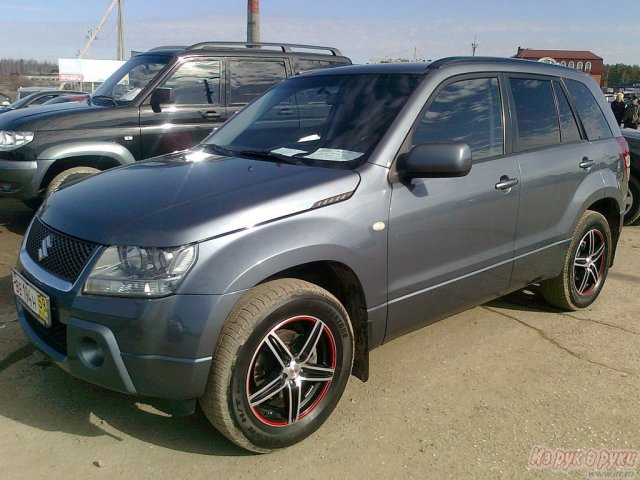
234, 149, 304, 165
202, 144, 237, 157
90, 95, 117, 106
204, 144, 304, 165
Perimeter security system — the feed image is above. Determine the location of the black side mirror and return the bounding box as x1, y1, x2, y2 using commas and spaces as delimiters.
149, 87, 174, 113
399, 142, 472, 179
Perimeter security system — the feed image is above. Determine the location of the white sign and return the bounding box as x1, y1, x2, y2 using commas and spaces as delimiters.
58, 58, 125, 83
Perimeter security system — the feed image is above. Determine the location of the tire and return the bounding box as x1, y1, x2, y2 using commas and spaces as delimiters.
623, 175, 640, 226
21, 197, 42, 211
45, 166, 100, 199
540, 210, 612, 310
199, 279, 354, 453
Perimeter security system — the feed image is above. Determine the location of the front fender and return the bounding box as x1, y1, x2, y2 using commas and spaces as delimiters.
38, 141, 136, 165
179, 204, 389, 311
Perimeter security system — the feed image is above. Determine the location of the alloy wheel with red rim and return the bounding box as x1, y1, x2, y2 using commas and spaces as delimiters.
246, 315, 336, 427
573, 228, 605, 296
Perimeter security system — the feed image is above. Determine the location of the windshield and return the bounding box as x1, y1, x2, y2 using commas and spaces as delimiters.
8, 92, 41, 109
91, 54, 170, 104
204, 73, 421, 168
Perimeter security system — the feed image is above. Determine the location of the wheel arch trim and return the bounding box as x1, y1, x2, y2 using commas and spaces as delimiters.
38, 142, 136, 165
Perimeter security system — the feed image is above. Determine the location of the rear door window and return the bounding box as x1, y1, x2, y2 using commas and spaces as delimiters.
565, 79, 612, 141
510, 78, 560, 151
412, 77, 503, 161
228, 59, 288, 105
553, 81, 582, 143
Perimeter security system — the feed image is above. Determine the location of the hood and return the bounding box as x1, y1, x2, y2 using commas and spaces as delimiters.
622, 128, 640, 144
0, 100, 101, 131
39, 150, 361, 247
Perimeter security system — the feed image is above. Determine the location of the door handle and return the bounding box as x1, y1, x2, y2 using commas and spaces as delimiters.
579, 158, 595, 170
200, 110, 222, 120
277, 108, 293, 116
495, 176, 518, 191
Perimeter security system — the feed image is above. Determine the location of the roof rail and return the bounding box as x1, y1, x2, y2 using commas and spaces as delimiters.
147, 45, 188, 52
185, 41, 343, 57
428, 56, 551, 69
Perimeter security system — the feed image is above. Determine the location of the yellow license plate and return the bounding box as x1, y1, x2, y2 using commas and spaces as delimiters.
12, 270, 51, 327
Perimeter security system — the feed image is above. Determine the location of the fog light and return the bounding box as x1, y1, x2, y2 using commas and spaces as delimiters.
0, 182, 18, 192
77, 337, 104, 368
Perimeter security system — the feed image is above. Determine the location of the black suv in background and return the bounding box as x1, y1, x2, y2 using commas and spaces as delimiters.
0, 42, 351, 207
622, 128, 640, 225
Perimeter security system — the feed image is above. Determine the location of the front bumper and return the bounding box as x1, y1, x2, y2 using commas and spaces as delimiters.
0, 159, 52, 200
15, 242, 245, 400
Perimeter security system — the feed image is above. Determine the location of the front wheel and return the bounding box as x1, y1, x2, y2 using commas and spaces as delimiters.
199, 279, 354, 452
45, 166, 100, 199
540, 210, 612, 310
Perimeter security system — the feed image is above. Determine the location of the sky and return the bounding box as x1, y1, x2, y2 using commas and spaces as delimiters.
1, 0, 639, 66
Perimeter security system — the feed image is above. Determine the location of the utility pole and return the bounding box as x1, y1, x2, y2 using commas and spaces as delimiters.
63, 1, 124, 89
471, 36, 478, 56
117, 0, 125, 61
247, 0, 260, 43
77, 0, 118, 59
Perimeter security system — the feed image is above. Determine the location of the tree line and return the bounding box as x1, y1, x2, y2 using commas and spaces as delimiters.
602, 64, 640, 87
0, 58, 57, 76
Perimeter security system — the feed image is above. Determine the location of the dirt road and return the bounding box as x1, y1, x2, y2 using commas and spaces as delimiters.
1, 199, 639, 479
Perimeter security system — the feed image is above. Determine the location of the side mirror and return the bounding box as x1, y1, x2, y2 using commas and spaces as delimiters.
399, 142, 472, 179
149, 87, 174, 112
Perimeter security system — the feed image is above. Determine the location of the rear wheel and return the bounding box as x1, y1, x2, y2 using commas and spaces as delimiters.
541, 210, 611, 310
45, 166, 100, 199
199, 279, 354, 452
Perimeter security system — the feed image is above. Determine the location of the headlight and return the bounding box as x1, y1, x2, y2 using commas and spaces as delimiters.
83, 244, 197, 297
0, 131, 34, 151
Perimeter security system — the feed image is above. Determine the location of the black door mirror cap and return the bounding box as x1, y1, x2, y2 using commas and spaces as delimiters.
150, 87, 175, 112
400, 142, 472, 179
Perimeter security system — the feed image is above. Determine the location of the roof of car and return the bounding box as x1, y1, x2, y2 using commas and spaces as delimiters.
302, 62, 433, 76
29, 90, 86, 95
304, 56, 591, 77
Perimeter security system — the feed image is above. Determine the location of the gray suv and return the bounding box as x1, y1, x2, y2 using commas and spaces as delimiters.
13, 57, 629, 452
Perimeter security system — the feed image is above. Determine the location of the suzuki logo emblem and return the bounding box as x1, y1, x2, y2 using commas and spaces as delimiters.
38, 235, 52, 261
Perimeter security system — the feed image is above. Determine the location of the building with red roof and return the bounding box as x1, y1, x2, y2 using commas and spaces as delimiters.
513, 48, 604, 85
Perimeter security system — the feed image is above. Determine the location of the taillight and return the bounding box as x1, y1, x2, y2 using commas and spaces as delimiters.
616, 136, 631, 181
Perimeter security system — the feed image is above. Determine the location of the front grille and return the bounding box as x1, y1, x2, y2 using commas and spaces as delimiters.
26, 217, 98, 282
23, 309, 67, 356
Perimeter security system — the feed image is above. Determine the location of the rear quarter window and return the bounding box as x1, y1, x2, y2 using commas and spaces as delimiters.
297, 59, 343, 72
565, 79, 613, 141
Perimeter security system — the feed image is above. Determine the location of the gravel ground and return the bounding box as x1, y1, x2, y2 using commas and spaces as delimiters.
1, 198, 639, 479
